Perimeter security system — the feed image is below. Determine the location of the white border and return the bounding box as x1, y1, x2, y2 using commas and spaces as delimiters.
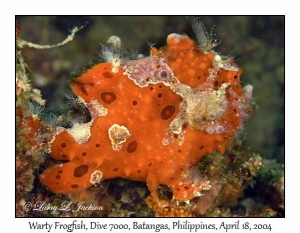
2, 1, 298, 232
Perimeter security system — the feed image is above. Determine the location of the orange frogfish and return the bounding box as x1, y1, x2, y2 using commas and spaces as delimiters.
40, 32, 253, 202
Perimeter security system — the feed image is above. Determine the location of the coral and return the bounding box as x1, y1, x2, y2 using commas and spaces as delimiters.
16, 46, 46, 217
40, 26, 253, 208
69, 178, 152, 217
146, 146, 262, 217
253, 160, 284, 211
16, 21, 49, 215
16, 21, 84, 217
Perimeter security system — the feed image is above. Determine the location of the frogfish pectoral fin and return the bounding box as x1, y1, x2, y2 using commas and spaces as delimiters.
40, 160, 102, 194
